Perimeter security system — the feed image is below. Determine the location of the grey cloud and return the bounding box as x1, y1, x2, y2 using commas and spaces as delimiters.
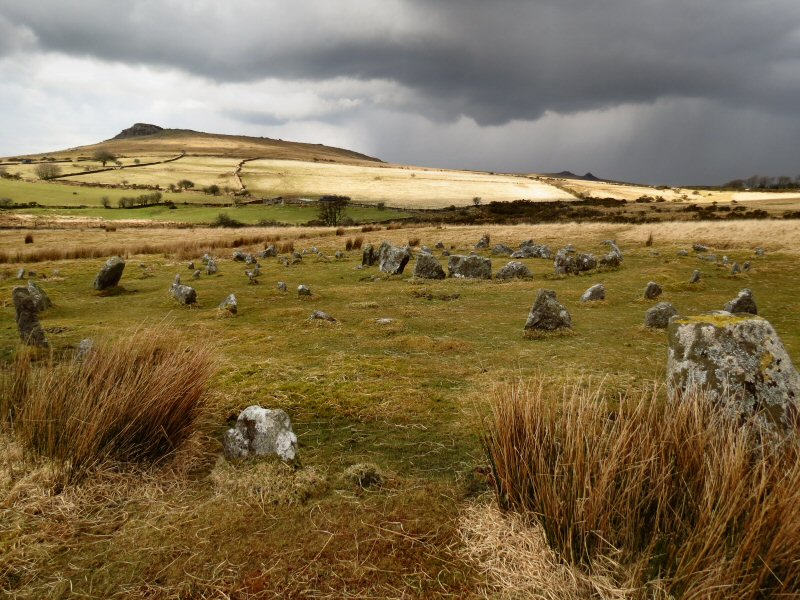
4, 1, 800, 125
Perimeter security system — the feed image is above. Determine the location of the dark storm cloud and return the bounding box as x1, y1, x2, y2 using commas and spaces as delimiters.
4, 0, 800, 126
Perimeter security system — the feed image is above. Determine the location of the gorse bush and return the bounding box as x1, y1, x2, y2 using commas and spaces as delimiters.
210, 213, 245, 228
484, 380, 800, 598
1, 329, 214, 482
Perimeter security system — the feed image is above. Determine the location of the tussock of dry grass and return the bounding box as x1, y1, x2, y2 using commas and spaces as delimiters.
1, 328, 215, 482
482, 380, 800, 598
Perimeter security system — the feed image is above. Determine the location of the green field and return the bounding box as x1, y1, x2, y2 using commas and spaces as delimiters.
1, 222, 798, 597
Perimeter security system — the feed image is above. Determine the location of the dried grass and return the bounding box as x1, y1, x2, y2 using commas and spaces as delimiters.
482, 379, 800, 598
1, 327, 215, 482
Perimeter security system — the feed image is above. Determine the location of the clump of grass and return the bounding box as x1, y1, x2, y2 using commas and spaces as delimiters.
361, 224, 380, 233
645, 231, 654, 246
483, 379, 800, 597
279, 240, 295, 253
335, 227, 345, 236
345, 238, 354, 251
24, 233, 33, 244
352, 236, 363, 250
408, 236, 421, 247
1, 328, 215, 482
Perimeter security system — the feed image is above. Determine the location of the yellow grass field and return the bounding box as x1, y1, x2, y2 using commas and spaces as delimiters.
242, 159, 575, 207
67, 156, 242, 190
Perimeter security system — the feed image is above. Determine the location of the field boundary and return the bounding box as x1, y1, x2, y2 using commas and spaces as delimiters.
49, 152, 186, 180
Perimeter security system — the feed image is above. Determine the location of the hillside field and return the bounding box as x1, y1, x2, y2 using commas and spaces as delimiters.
1, 220, 799, 597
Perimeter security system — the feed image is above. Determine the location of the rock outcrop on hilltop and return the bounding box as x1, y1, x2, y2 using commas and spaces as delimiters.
112, 123, 164, 139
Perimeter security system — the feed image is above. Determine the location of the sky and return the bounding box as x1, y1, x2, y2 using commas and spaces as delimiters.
1, 0, 799, 185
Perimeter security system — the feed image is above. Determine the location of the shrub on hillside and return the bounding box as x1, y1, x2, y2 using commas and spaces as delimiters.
1, 329, 214, 482
484, 380, 800, 597
210, 213, 245, 228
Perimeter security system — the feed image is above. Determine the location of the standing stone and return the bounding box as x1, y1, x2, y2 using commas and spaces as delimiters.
174, 274, 181, 286
335, 251, 344, 260
689, 270, 701, 284
206, 259, 218, 275
435, 241, 445, 249
724, 288, 757, 315
277, 281, 287, 292
524, 289, 572, 332
554, 247, 596, 275
12, 287, 47, 347
743, 261, 751, 272
600, 240, 624, 267
188, 261, 195, 270
93, 257, 125, 290
260, 245, 277, 258
223, 406, 298, 462
192, 269, 201, 279
219, 294, 237, 314
379, 245, 412, 275
202, 253, 212, 264
667, 313, 800, 430
693, 243, 709, 253
580, 283, 605, 302
677, 249, 689, 257
16, 268, 25, 279
245, 253, 256, 265
754, 248, 765, 257
75, 338, 94, 361
171, 282, 197, 305
644, 302, 679, 329
232, 249, 246, 262
362, 244, 377, 266
27, 280, 52, 311
511, 240, 552, 259
496, 261, 533, 280
413, 253, 446, 279
644, 282, 663, 300
492, 244, 514, 256
475, 234, 490, 249
447, 255, 492, 279
298, 284, 311, 297
731, 262, 741, 275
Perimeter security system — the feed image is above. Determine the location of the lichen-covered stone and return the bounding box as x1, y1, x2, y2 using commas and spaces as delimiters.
448, 255, 492, 279
554, 248, 597, 276
693, 243, 709, 253
27, 280, 52, 311
580, 283, 605, 302
232, 249, 246, 262
690, 270, 701, 284
644, 281, 662, 300
93, 256, 125, 290
219, 293, 237, 314
724, 288, 757, 315
309, 310, 336, 322
491, 244, 514, 256
475, 234, 490, 249
223, 406, 298, 462
379, 244, 412, 275
600, 241, 623, 267
260, 245, 277, 258
277, 281, 287, 292
414, 253, 446, 279
361, 244, 377, 266
524, 289, 572, 331
206, 259, 218, 275
667, 313, 800, 429
511, 240, 552, 259
75, 338, 94, 361
171, 283, 197, 305
644, 302, 678, 329
12, 287, 47, 347
495, 261, 533, 280
298, 284, 311, 296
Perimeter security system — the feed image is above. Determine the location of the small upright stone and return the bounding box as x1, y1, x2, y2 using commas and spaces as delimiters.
743, 261, 751, 272
644, 302, 678, 329
171, 282, 197, 305
677, 249, 689, 257
580, 283, 605, 302
188, 261, 195, 270
754, 248, 765, 257
93, 256, 125, 290
414, 253, 446, 279
690, 270, 701, 284
75, 338, 94, 361
724, 288, 757, 315
362, 244, 378, 266
206, 258, 218, 275
232, 249, 246, 262
731, 262, 741, 275
491, 244, 513, 256
16, 268, 25, 279
277, 281, 287, 292
260, 245, 277, 258
223, 406, 298, 462
693, 243, 709, 253
447, 255, 492, 279
644, 281, 663, 300
298, 284, 311, 297
495, 261, 533, 280
12, 287, 47, 347
192, 269, 201, 279
219, 294, 238, 314
475, 234, 490, 249
524, 289, 572, 332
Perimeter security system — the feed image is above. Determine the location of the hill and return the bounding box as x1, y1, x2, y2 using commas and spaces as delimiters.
17, 123, 383, 165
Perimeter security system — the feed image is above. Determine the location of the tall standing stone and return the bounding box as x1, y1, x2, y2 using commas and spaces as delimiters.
12, 287, 47, 347
379, 245, 412, 275
27, 280, 52, 311
93, 256, 125, 290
